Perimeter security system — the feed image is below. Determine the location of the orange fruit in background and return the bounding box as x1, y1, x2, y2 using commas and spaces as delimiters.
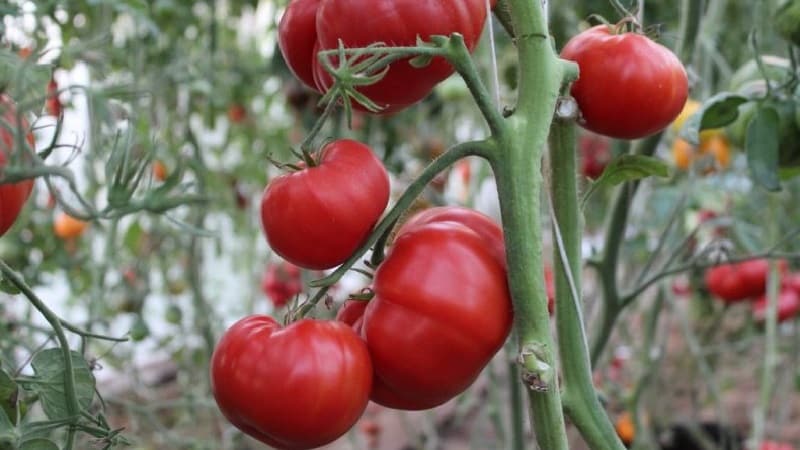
671, 99, 701, 133
54, 212, 89, 239
672, 138, 694, 170
671, 133, 731, 172
152, 160, 167, 181
615, 412, 636, 445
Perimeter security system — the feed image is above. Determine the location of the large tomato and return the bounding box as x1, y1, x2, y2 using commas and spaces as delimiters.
279, 0, 495, 113
704, 259, 776, 303
260, 139, 389, 270
0, 95, 35, 237
210, 316, 372, 449
560, 25, 688, 139
363, 221, 512, 410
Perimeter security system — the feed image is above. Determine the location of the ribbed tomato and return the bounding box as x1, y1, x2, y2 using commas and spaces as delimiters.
210, 316, 372, 449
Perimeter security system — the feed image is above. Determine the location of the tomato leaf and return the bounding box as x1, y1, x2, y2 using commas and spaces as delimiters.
0, 407, 14, 445
581, 155, 669, 209
680, 92, 748, 144
745, 106, 782, 191
18, 439, 59, 450
0, 368, 18, 425
25, 349, 95, 421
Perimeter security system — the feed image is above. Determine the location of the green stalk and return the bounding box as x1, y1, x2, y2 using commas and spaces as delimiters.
489, 1, 568, 448
549, 119, 625, 450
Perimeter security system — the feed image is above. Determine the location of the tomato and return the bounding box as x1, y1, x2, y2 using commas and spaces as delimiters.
673, 133, 731, 173
210, 316, 372, 450
704, 259, 780, 303
227, 103, 247, 124
0, 95, 34, 237
54, 212, 89, 239
46, 77, 62, 117
615, 412, 635, 446
152, 160, 167, 182
336, 298, 369, 332
783, 272, 800, 295
279, 0, 495, 113
395, 206, 505, 268
761, 441, 796, 450
260, 139, 390, 270
578, 131, 611, 179
261, 261, 303, 308
363, 221, 512, 409
752, 289, 800, 323
560, 25, 688, 139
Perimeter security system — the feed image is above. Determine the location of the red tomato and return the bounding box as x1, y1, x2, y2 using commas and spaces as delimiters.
0, 95, 35, 237
752, 289, 800, 323
280, 0, 495, 113
260, 139, 390, 270
705, 259, 775, 303
46, 77, 62, 117
363, 221, 512, 409
210, 316, 372, 449
336, 298, 369, 332
578, 132, 611, 179
396, 206, 505, 268
261, 261, 303, 308
227, 103, 247, 124
761, 441, 796, 450
783, 272, 800, 295
560, 25, 688, 139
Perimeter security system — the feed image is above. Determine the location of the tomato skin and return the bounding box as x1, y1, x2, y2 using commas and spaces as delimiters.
363, 222, 512, 410
752, 289, 800, 323
560, 26, 688, 139
260, 139, 390, 270
278, 0, 321, 90
280, 0, 495, 113
336, 298, 368, 331
261, 261, 303, 308
210, 316, 372, 450
396, 206, 505, 268
0, 95, 35, 237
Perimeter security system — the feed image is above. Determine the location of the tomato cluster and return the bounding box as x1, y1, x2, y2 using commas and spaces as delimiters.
0, 94, 35, 238
560, 25, 688, 140
261, 261, 303, 308
278, 0, 495, 113
704, 259, 800, 323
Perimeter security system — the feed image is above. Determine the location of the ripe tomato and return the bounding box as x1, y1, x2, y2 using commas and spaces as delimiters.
783, 272, 800, 295
395, 206, 505, 268
280, 0, 495, 113
336, 298, 369, 332
211, 316, 372, 449
46, 77, 62, 117
54, 212, 89, 239
578, 131, 611, 179
560, 25, 688, 139
0, 95, 35, 237
704, 259, 778, 303
261, 261, 303, 308
152, 160, 167, 182
260, 139, 390, 270
227, 103, 247, 124
615, 412, 636, 446
363, 221, 512, 409
752, 289, 800, 323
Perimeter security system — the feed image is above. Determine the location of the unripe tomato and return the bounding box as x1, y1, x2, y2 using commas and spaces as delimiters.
0, 95, 35, 237
363, 221, 512, 410
560, 25, 688, 139
260, 139, 390, 270
54, 212, 89, 239
211, 316, 372, 449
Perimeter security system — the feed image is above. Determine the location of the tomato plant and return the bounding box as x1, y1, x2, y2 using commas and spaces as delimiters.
0, 94, 34, 238
210, 316, 372, 449
560, 25, 688, 139
363, 221, 512, 409
279, 0, 495, 113
260, 139, 390, 270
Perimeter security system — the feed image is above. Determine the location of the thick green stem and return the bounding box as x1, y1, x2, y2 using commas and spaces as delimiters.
549, 119, 625, 450
508, 359, 526, 450
489, 1, 568, 448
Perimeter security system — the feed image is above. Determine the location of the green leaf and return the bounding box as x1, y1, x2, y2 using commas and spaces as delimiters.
746, 106, 782, 191
0, 368, 18, 425
680, 92, 748, 144
18, 439, 59, 450
27, 349, 95, 421
0, 408, 15, 444
122, 221, 144, 255
581, 155, 670, 208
